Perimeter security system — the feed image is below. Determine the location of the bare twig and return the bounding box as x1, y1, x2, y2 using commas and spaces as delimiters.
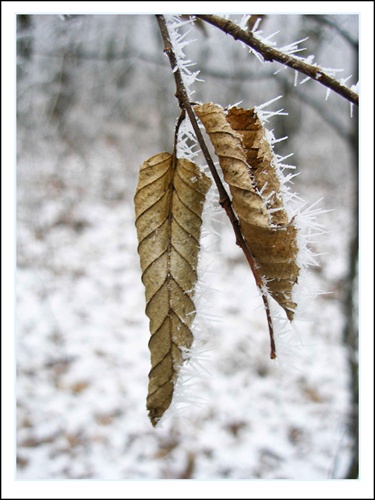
196, 14, 359, 106
156, 15, 277, 359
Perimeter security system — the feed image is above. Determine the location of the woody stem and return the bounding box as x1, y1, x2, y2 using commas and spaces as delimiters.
156, 15, 277, 359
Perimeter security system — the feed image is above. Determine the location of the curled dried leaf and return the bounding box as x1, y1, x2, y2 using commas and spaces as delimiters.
134, 152, 211, 425
195, 103, 299, 320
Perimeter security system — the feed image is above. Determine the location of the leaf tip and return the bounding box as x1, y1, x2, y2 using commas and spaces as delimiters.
149, 413, 161, 427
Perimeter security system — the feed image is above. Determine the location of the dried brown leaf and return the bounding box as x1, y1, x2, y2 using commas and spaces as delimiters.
134, 152, 211, 426
195, 103, 299, 320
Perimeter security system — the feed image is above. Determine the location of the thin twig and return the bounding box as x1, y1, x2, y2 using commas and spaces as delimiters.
196, 14, 359, 106
156, 15, 277, 359
172, 110, 186, 162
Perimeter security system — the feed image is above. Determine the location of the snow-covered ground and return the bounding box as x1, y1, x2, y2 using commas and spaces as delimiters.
16, 166, 353, 480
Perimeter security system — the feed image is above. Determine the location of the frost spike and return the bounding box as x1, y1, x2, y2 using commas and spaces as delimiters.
134, 152, 211, 425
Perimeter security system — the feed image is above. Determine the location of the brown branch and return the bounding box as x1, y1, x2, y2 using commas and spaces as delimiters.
156, 15, 277, 359
196, 14, 359, 106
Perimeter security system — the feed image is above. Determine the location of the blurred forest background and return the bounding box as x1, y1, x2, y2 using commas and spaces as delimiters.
16, 14, 359, 479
